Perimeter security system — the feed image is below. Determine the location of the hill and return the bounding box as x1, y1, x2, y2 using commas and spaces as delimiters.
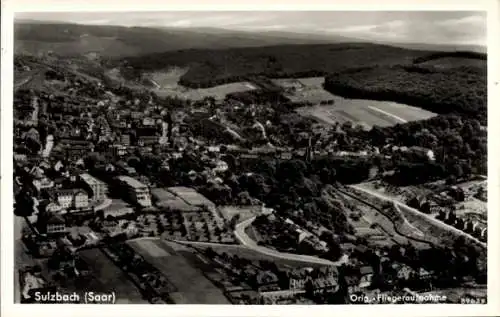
14, 22, 353, 58
113, 43, 435, 88
323, 62, 486, 118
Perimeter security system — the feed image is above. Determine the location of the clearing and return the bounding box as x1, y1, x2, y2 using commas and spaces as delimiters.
292, 77, 436, 128
144, 69, 256, 101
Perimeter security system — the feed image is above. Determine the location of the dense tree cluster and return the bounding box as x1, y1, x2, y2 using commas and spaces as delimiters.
412, 51, 486, 64
324, 64, 486, 119
116, 43, 431, 88
352, 113, 487, 184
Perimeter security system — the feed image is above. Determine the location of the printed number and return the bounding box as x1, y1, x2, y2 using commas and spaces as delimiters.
461, 297, 487, 304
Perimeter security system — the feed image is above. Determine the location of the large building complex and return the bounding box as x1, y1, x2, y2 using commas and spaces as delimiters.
79, 173, 108, 201
117, 175, 152, 208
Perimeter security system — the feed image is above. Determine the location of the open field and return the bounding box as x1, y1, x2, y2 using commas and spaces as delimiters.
71, 249, 147, 304
295, 81, 437, 128
273, 77, 336, 103
128, 239, 230, 304
154, 82, 256, 101
146, 68, 189, 88
145, 69, 256, 101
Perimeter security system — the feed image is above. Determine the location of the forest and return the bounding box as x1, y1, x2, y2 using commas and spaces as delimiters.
113, 43, 433, 88
324, 64, 486, 119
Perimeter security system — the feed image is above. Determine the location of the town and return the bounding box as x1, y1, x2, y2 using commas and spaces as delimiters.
13, 14, 488, 306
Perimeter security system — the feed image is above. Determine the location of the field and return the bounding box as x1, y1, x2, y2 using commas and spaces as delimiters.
296, 91, 437, 129
128, 238, 230, 304
68, 249, 147, 303
273, 77, 336, 104
144, 69, 256, 101
154, 82, 257, 101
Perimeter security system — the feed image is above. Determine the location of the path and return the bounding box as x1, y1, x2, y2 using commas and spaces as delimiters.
233, 216, 349, 266
367, 106, 407, 123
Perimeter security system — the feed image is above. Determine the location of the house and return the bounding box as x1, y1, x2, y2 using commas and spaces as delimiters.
213, 160, 229, 173
54, 189, 89, 209
396, 264, 415, 280
311, 276, 339, 294
359, 266, 374, 288
346, 275, 361, 294
120, 134, 130, 146
255, 271, 280, 292
45, 202, 63, 213
142, 117, 155, 126
418, 268, 432, 280
138, 136, 159, 147
46, 214, 66, 234
289, 269, 310, 290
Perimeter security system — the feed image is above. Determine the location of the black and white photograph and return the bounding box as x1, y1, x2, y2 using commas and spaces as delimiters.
1, 1, 499, 316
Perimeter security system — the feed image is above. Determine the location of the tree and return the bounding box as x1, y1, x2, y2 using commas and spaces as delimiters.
14, 190, 35, 217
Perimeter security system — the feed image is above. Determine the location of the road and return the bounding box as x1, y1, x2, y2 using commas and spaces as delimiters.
350, 185, 487, 249
233, 216, 349, 266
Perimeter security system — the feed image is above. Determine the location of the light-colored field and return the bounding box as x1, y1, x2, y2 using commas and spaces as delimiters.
291, 77, 437, 128
154, 81, 257, 101
147, 68, 189, 88
273, 77, 336, 103
145, 69, 256, 101
297, 99, 436, 128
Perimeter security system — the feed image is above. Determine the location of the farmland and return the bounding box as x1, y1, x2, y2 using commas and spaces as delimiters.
69, 249, 147, 304
128, 238, 231, 304
272, 77, 336, 103
295, 86, 437, 129
141, 69, 257, 101
154, 81, 257, 101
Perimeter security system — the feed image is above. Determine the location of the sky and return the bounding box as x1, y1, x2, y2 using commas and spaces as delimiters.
15, 11, 487, 46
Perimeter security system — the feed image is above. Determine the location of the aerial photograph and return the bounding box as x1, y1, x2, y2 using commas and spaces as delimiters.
12, 11, 487, 305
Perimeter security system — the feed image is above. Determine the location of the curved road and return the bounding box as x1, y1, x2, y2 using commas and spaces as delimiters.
233, 216, 349, 266
350, 185, 487, 249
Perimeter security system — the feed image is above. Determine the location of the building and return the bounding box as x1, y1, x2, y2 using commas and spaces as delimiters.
255, 271, 280, 292
138, 135, 160, 147
359, 266, 374, 288
80, 173, 108, 200
46, 214, 67, 234
117, 175, 152, 207
54, 189, 89, 209
120, 134, 130, 146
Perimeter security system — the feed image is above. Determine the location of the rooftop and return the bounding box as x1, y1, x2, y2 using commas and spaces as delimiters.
80, 173, 106, 186
117, 175, 148, 189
